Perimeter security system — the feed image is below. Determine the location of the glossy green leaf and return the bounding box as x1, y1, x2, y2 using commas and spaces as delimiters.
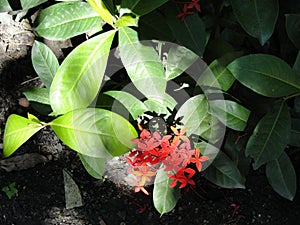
246, 102, 291, 169
165, 4, 206, 57
166, 45, 198, 80
195, 142, 220, 171
153, 167, 180, 216
175, 95, 224, 143
230, 0, 278, 45
293, 51, 300, 76
266, 152, 296, 201
50, 108, 137, 157
227, 54, 300, 97
63, 169, 83, 209
0, 0, 12, 12
87, 0, 115, 26
138, 11, 174, 42
118, 27, 166, 103
203, 151, 246, 188
104, 91, 148, 120
35, 2, 102, 40
79, 154, 105, 179
31, 41, 59, 89
121, 0, 168, 16
115, 15, 138, 27
23, 87, 50, 105
50, 30, 115, 115
209, 100, 250, 131
286, 14, 300, 49
175, 94, 207, 136
199, 51, 244, 91
3, 114, 44, 157
224, 131, 251, 176
289, 118, 300, 147
20, 0, 47, 10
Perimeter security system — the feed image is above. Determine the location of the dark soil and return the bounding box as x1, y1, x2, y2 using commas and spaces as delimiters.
1, 13, 300, 225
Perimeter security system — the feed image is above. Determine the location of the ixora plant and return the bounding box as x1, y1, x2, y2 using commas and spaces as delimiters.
2, 0, 300, 215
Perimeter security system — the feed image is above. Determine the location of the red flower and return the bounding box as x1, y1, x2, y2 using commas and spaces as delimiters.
168, 168, 196, 188
176, 3, 194, 21
189, 148, 209, 172
187, 0, 201, 12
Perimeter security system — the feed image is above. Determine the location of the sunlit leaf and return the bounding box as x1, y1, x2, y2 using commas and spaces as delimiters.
87, 0, 115, 25
3, 114, 44, 157
230, 0, 278, 45
119, 27, 166, 103
166, 45, 198, 80
153, 167, 180, 216
63, 169, 83, 209
266, 152, 296, 201
50, 108, 137, 157
35, 2, 102, 40
78, 154, 105, 179
246, 101, 291, 169
209, 100, 250, 131
0, 0, 12, 12
23, 87, 50, 105
115, 15, 138, 27
20, 0, 47, 10
31, 40, 59, 89
50, 30, 116, 115
227, 54, 300, 97
104, 91, 148, 120
175, 95, 224, 143
199, 51, 244, 91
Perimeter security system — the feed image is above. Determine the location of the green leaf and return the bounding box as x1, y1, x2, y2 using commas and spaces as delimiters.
78, 154, 105, 179
20, 0, 47, 10
138, 11, 174, 42
27, 113, 41, 124
293, 51, 300, 76
118, 27, 166, 103
0, 0, 12, 12
289, 118, 300, 147
199, 51, 244, 91
286, 14, 300, 49
104, 91, 148, 120
50, 108, 137, 157
166, 45, 198, 80
63, 169, 83, 209
35, 2, 102, 40
246, 101, 291, 169
115, 14, 138, 27
121, 0, 168, 16
165, 4, 206, 57
50, 30, 115, 115
31, 41, 59, 89
209, 100, 250, 131
3, 114, 44, 157
195, 142, 220, 171
175, 95, 224, 143
153, 167, 180, 216
23, 87, 50, 105
227, 54, 300, 97
87, 0, 116, 26
230, 0, 278, 45
203, 151, 245, 188
266, 152, 296, 201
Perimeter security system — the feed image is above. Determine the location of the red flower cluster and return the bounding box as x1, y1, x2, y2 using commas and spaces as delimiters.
177, 0, 201, 21
126, 126, 209, 195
